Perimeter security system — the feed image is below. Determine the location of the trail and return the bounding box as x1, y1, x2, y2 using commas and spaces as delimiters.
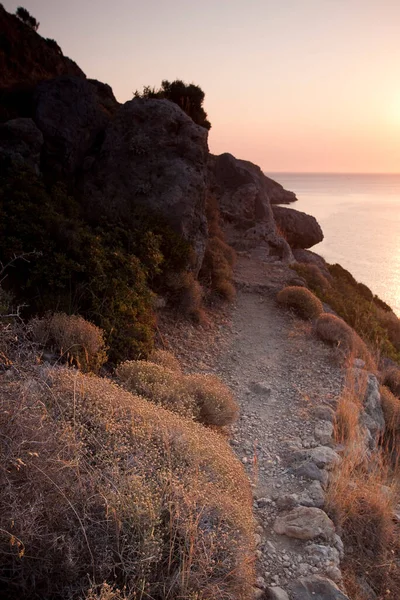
161, 253, 346, 596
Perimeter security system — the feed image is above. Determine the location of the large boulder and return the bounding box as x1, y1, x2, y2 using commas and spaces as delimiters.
0, 117, 43, 172
289, 576, 349, 599
34, 76, 117, 176
84, 98, 209, 271
208, 153, 294, 260
273, 506, 335, 541
272, 205, 323, 249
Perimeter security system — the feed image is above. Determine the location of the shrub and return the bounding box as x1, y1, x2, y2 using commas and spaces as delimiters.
184, 373, 239, 427
276, 286, 323, 320
116, 360, 197, 419
200, 236, 236, 302
16, 6, 39, 30
314, 313, 374, 367
30, 313, 108, 372
380, 385, 400, 434
148, 348, 182, 372
291, 262, 330, 292
166, 271, 205, 322
382, 366, 400, 396
0, 366, 254, 599
134, 80, 211, 130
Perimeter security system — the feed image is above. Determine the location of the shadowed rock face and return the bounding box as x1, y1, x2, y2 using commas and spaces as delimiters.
208, 153, 295, 261
272, 205, 324, 249
84, 98, 210, 271
0, 4, 84, 90
0, 117, 43, 172
33, 76, 118, 176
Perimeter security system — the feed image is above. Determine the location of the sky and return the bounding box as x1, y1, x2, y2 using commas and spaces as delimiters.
4, 0, 400, 173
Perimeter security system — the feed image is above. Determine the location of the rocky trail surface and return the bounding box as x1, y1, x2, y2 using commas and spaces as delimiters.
160, 253, 350, 600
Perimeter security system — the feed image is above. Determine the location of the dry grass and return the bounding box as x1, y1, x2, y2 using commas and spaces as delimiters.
0, 365, 254, 600
148, 348, 182, 373
184, 374, 239, 427
314, 313, 375, 369
327, 367, 400, 599
380, 385, 400, 434
116, 360, 240, 429
382, 366, 400, 396
377, 308, 400, 351
115, 360, 198, 419
166, 271, 206, 323
29, 312, 108, 372
276, 286, 324, 320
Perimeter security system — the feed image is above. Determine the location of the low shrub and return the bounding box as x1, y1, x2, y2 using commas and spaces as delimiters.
291, 262, 330, 292
115, 360, 197, 419
184, 373, 239, 427
166, 271, 205, 322
382, 366, 400, 396
148, 348, 182, 372
314, 313, 374, 367
201, 236, 236, 302
30, 313, 108, 372
276, 286, 323, 320
0, 366, 254, 599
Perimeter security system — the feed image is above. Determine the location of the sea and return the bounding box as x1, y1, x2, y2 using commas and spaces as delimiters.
268, 173, 400, 316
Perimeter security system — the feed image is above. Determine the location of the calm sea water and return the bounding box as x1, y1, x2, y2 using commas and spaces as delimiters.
268, 173, 400, 316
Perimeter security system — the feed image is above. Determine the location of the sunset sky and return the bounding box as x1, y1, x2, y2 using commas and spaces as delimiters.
4, 0, 400, 173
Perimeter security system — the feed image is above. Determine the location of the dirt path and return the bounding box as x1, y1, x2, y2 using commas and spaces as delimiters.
160, 254, 346, 597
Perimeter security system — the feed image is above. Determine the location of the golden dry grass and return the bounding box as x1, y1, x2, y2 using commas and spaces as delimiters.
327, 367, 400, 599
314, 313, 375, 369
0, 365, 254, 600
29, 312, 108, 372
382, 366, 400, 396
276, 286, 324, 320
184, 373, 239, 427
148, 348, 182, 373
115, 360, 198, 419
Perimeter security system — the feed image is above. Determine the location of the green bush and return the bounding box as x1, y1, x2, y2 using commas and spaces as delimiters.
276, 286, 323, 320
16, 6, 39, 30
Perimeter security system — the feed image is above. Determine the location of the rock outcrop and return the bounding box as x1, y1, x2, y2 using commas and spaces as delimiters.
272, 206, 323, 249
0, 117, 43, 172
0, 4, 85, 90
208, 153, 294, 261
289, 575, 349, 599
34, 76, 118, 176
84, 98, 209, 270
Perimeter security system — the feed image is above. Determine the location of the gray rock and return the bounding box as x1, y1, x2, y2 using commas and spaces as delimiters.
34, 76, 116, 175
251, 381, 272, 395
307, 544, 340, 566
300, 481, 325, 508
277, 493, 299, 511
292, 249, 331, 279
289, 575, 349, 599
0, 118, 43, 172
273, 507, 335, 541
292, 461, 329, 486
265, 587, 290, 600
272, 205, 324, 249
85, 98, 209, 271
315, 420, 334, 446
333, 534, 344, 559
325, 566, 342, 583
208, 153, 294, 260
361, 374, 385, 438
313, 405, 336, 424
292, 446, 341, 470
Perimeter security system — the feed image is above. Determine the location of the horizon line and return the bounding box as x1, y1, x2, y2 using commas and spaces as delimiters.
265, 171, 400, 175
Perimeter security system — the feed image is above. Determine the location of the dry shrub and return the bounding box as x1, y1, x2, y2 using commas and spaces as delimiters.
382, 366, 400, 396
314, 313, 374, 368
184, 374, 239, 427
377, 308, 400, 350
292, 262, 331, 292
166, 271, 205, 322
0, 366, 254, 599
29, 313, 107, 372
380, 385, 400, 434
276, 286, 323, 320
201, 237, 236, 302
148, 348, 182, 373
116, 360, 197, 419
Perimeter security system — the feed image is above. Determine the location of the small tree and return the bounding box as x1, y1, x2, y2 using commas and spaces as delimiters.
16, 6, 39, 31
134, 79, 211, 130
